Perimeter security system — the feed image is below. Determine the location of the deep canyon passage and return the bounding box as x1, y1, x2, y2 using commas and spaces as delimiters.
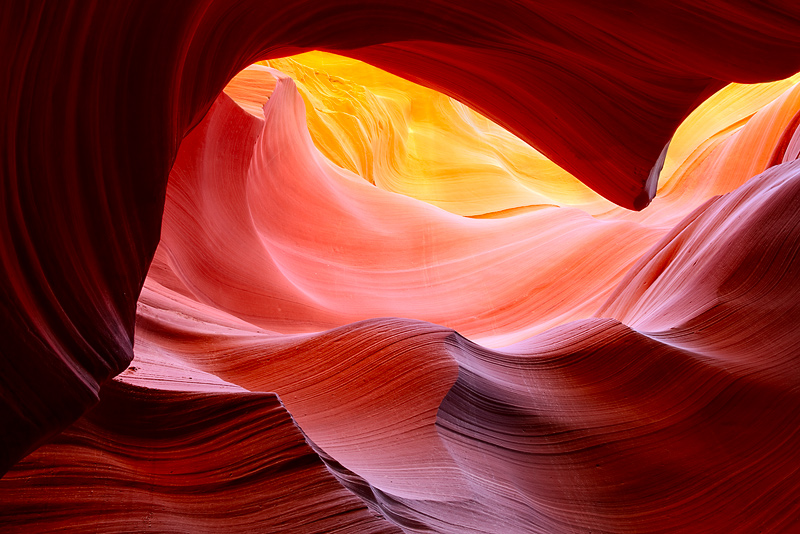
3, 2, 800, 532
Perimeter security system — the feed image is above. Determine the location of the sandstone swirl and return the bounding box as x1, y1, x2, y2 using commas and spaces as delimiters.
3, 2, 800, 532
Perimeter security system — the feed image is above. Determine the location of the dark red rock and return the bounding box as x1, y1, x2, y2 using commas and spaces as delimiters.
3, 1, 800, 531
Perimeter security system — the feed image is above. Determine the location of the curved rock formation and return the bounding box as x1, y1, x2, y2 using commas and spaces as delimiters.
9, 159, 800, 531
258, 55, 605, 215
160, 70, 663, 343
0, 381, 400, 533
3, 2, 800, 532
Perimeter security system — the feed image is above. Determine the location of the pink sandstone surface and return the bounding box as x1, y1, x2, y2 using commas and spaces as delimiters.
3, 2, 800, 532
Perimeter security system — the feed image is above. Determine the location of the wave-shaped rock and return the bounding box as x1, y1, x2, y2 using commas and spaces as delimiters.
159, 70, 668, 346
6, 73, 800, 531
257, 55, 604, 215
0, 380, 400, 533
152, 159, 800, 532
4, 2, 800, 532
8, 157, 800, 530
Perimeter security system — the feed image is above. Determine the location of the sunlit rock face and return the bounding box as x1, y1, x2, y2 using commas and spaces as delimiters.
3, 2, 800, 532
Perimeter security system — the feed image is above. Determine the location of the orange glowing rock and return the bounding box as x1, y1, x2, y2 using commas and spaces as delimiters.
4, 3, 800, 532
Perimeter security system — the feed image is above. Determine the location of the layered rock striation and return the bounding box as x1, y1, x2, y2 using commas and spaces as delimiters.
3, 2, 800, 532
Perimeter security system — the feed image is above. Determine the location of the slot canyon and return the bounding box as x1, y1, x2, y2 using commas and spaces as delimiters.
3, 2, 800, 532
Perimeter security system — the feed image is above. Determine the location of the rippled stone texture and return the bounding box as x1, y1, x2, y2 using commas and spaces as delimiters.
3, 2, 800, 532
0, 381, 400, 533
160, 70, 664, 344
